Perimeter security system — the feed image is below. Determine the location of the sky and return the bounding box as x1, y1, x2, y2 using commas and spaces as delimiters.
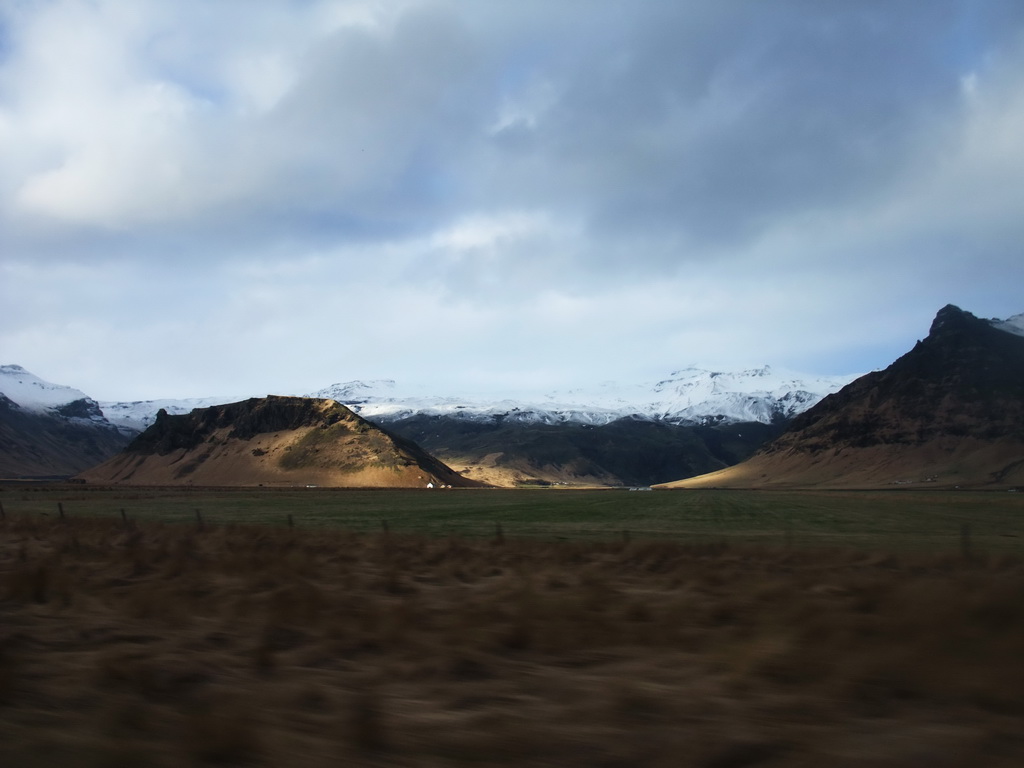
2, 0, 1023, 402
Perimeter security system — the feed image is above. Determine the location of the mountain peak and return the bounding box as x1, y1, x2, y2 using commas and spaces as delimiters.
311, 380, 398, 404
926, 305, 1024, 346
928, 304, 977, 336
83, 395, 477, 488
0, 363, 115, 430
665, 304, 1024, 489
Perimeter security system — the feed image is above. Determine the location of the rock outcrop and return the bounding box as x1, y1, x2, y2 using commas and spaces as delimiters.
79, 396, 479, 488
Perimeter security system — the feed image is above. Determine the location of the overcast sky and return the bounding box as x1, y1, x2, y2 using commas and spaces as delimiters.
2, 1, 1023, 401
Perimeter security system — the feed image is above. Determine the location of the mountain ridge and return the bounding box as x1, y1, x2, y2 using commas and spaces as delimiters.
80, 395, 478, 488
93, 366, 858, 434
5, 305, 1020, 484
310, 364, 857, 429
662, 305, 1024, 489
1, 361, 845, 484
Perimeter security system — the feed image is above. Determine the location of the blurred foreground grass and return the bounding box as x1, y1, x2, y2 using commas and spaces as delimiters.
2, 510, 1024, 766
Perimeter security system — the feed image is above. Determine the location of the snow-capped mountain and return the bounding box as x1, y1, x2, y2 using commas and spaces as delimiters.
306, 312, 1023, 428
0, 364, 234, 435
100, 396, 241, 433
669, 305, 1024, 490
0, 364, 113, 428
50, 312, 1024, 436
7, 308, 1019, 437
2, 364, 90, 410
0, 364, 130, 477
97, 364, 854, 433
5, 362, 855, 433
648, 366, 854, 424
992, 312, 1024, 337
310, 365, 858, 427
310, 379, 641, 425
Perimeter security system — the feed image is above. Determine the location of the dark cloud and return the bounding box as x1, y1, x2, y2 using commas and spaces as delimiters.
477, 4, 973, 248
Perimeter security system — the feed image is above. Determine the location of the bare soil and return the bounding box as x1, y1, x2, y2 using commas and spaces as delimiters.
3, 515, 1024, 766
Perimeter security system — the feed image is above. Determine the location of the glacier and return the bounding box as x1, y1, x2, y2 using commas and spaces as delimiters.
309, 365, 859, 428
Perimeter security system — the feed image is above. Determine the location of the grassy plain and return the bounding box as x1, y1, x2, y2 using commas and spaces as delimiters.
3, 484, 1023, 554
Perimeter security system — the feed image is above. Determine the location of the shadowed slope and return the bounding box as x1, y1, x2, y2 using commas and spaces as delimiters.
380, 415, 783, 487
0, 394, 129, 478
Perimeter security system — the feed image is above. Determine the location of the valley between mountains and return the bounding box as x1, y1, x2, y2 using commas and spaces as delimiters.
2, 305, 1023, 490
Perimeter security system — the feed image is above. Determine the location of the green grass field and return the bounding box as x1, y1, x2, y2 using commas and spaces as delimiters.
3, 484, 1023, 554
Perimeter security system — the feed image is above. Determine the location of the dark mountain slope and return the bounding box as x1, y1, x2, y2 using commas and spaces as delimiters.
381, 414, 783, 487
0, 395, 129, 478
664, 305, 1024, 489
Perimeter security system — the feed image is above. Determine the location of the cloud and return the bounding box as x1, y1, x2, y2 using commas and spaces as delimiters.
3, 1, 1013, 253
479, 5, 965, 241
1, 1, 474, 232
1, 1, 1023, 399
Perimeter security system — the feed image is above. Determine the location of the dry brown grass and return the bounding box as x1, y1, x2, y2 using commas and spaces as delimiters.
2, 514, 1024, 766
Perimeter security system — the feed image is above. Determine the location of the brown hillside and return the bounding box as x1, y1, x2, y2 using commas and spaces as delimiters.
78, 396, 479, 488
662, 305, 1024, 489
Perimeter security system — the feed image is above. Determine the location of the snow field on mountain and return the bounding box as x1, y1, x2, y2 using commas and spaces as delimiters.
0, 364, 92, 412
315, 366, 857, 428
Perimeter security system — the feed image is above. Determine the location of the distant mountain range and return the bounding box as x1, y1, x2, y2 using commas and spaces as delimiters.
664, 305, 1024, 489
3, 305, 1022, 486
98, 365, 856, 434
309, 366, 856, 428
100, 395, 235, 433
300, 368, 859, 485
1, 363, 856, 484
